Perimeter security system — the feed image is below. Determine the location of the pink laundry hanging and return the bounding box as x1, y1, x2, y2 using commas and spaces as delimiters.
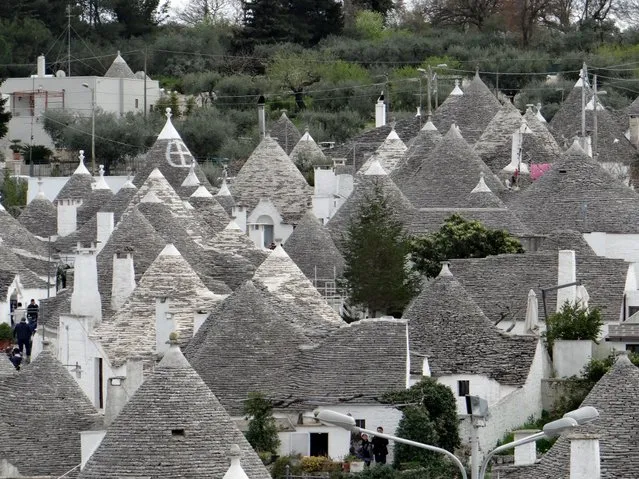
530, 163, 552, 181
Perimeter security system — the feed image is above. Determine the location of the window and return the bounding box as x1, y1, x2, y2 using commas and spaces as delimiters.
628, 306, 639, 317
458, 380, 470, 397
310, 432, 329, 457
135, 99, 139, 108
171, 429, 185, 436
355, 419, 366, 429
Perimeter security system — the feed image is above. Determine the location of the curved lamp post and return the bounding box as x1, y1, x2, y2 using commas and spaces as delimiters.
478, 406, 599, 479
314, 409, 468, 479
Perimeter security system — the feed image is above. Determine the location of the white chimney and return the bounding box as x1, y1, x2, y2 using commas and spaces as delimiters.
155, 297, 176, 356
630, 114, 639, 148
37, 55, 45, 77
569, 433, 600, 479
557, 250, 577, 312
80, 430, 106, 470
232, 205, 247, 232
257, 95, 266, 138
57, 199, 82, 236
375, 93, 386, 128
70, 243, 102, 323
105, 376, 128, 425
111, 252, 135, 311
193, 310, 208, 335
422, 357, 431, 377
513, 430, 540, 465
96, 211, 114, 252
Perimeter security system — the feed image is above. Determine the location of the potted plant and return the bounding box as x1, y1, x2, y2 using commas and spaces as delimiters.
0, 323, 13, 351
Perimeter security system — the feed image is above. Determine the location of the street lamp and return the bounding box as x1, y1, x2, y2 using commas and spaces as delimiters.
478, 406, 599, 479
315, 409, 468, 479
82, 82, 96, 175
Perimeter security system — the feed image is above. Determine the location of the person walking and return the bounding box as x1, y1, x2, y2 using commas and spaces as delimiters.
359, 433, 374, 467
26, 299, 39, 335
13, 317, 32, 359
372, 427, 389, 464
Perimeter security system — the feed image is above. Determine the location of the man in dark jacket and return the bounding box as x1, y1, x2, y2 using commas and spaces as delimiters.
372, 427, 389, 464
26, 299, 39, 334
13, 317, 32, 358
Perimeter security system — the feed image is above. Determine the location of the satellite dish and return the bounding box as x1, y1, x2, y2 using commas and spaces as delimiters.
56, 70, 66, 78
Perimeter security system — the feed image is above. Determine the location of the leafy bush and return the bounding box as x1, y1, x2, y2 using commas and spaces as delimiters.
0, 323, 13, 341
544, 303, 603, 353
243, 392, 280, 454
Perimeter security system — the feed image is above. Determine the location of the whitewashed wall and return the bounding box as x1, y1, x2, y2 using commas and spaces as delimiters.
584, 232, 639, 263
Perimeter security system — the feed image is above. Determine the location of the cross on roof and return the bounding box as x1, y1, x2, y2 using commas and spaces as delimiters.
165, 139, 192, 167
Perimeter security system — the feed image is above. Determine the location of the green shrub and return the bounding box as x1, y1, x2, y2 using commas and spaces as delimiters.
0, 323, 13, 341
544, 303, 603, 354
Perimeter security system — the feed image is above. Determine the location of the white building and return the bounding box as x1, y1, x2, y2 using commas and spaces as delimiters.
1, 53, 160, 154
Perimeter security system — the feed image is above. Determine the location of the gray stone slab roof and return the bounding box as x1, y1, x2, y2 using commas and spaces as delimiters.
403, 267, 538, 385
96, 208, 168, 316
628, 96, 639, 116
450, 250, 627, 324
77, 188, 114, 227
549, 83, 637, 165
391, 120, 443, 186
93, 244, 225, 368
0, 207, 49, 258
137, 201, 251, 292
358, 129, 407, 174
38, 288, 71, 327
78, 342, 271, 479
401, 125, 506, 208
506, 141, 639, 233
210, 221, 268, 268
231, 136, 312, 223
53, 216, 97, 254
473, 106, 524, 172
286, 318, 408, 405
0, 240, 50, 289
268, 112, 302, 155
103, 51, 136, 78
497, 355, 639, 479
283, 211, 345, 283
54, 166, 93, 203
0, 270, 17, 297
18, 194, 57, 238
523, 106, 563, 160
253, 245, 344, 338
289, 130, 327, 168
189, 194, 231, 234
215, 179, 236, 215
0, 354, 15, 376
327, 116, 423, 172
432, 74, 502, 145
186, 280, 313, 414
0, 349, 102, 477
537, 229, 595, 255
327, 174, 414, 252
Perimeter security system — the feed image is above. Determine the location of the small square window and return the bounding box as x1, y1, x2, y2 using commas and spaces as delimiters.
135, 99, 139, 108
355, 419, 366, 429
458, 380, 470, 397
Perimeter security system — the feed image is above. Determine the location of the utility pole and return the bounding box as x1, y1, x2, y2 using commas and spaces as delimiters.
143, 48, 148, 119
581, 62, 587, 140
67, 3, 72, 76
427, 65, 432, 116
433, 73, 438, 109
593, 74, 598, 158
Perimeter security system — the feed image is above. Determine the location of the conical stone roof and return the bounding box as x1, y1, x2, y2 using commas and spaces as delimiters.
473, 106, 524, 172
432, 73, 502, 144
283, 211, 345, 283
189, 190, 231, 234
55, 152, 93, 202
391, 119, 442, 186
0, 349, 102, 477
215, 178, 236, 215
231, 135, 312, 223
0, 207, 49, 258
403, 265, 537, 385
93, 244, 225, 368
358, 129, 407, 174
402, 124, 505, 207
0, 354, 16, 376
538, 229, 595, 255
289, 129, 327, 169
18, 188, 57, 238
465, 173, 507, 208
104, 51, 136, 78
268, 112, 302, 155
186, 281, 312, 414
210, 221, 268, 267
507, 140, 639, 233
253, 245, 343, 338
78, 342, 271, 479
523, 106, 562, 159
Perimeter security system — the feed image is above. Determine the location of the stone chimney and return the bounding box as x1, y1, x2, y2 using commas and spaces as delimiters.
111, 252, 135, 311
105, 376, 128, 425
422, 357, 431, 377
80, 430, 106, 470
375, 92, 386, 128
257, 95, 266, 138
37, 54, 45, 77
557, 250, 577, 312
569, 433, 600, 479
155, 297, 176, 356
57, 198, 82, 237
96, 211, 114, 252
513, 430, 540, 465
70, 243, 102, 323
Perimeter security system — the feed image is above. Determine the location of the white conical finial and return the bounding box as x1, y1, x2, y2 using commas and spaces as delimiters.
181, 161, 200, 187
36, 178, 46, 199
451, 79, 463, 96
74, 150, 91, 175
223, 444, 249, 479
438, 262, 453, 277
166, 107, 172, 119
471, 171, 492, 193
217, 177, 232, 197
94, 164, 111, 190
157, 107, 182, 140
79, 150, 85, 162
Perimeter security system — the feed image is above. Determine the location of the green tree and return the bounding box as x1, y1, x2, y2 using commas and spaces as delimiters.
243, 392, 280, 454
544, 302, 603, 353
108, 0, 168, 37
381, 378, 460, 472
0, 82, 10, 139
342, 181, 420, 317
410, 214, 524, 278
267, 50, 321, 110
1, 168, 27, 218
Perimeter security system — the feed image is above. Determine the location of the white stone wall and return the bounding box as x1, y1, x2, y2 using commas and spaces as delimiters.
247, 200, 294, 247
552, 340, 595, 378
312, 168, 353, 223
584, 232, 639, 263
